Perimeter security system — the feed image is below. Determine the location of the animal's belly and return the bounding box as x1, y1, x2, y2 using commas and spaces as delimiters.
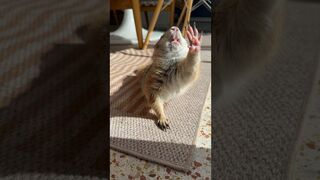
159, 79, 191, 102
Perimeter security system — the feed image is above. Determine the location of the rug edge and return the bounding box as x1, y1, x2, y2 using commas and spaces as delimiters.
110, 63, 212, 172
286, 51, 320, 180
110, 144, 189, 172
184, 83, 212, 170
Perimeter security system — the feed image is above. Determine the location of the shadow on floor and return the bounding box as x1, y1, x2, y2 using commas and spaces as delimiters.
0, 25, 108, 179
291, 0, 320, 3
110, 72, 158, 123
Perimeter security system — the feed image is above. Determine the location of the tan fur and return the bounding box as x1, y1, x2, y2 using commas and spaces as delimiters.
140, 27, 201, 130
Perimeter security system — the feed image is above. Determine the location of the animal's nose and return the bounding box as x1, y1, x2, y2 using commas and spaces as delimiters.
170, 26, 179, 31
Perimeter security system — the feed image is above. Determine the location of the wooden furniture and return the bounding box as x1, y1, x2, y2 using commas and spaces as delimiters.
142, 0, 165, 50
111, 0, 195, 50
111, 0, 143, 49
178, 0, 212, 36
141, 0, 176, 28
142, 0, 194, 49
176, 0, 194, 37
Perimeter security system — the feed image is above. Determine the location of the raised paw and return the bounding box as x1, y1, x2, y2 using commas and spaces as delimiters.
186, 23, 202, 54
156, 118, 170, 131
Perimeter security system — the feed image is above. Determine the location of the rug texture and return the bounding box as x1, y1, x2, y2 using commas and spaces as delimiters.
0, 0, 108, 179
110, 48, 211, 171
212, 1, 320, 179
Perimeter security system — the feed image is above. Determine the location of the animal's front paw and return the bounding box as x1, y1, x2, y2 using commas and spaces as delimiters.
187, 24, 202, 54
156, 118, 170, 131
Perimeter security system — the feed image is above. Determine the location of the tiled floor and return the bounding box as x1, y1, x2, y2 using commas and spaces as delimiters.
110, 86, 211, 179
290, 56, 320, 180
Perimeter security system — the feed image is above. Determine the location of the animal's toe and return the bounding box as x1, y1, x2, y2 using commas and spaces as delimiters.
165, 123, 170, 129
157, 119, 170, 131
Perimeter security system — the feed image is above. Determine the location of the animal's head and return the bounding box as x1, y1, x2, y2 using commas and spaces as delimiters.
153, 26, 189, 59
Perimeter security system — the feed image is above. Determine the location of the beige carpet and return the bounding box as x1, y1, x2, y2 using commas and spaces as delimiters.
0, 0, 108, 179
212, 1, 320, 179
110, 48, 211, 171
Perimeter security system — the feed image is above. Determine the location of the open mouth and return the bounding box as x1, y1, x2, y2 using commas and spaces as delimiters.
170, 32, 181, 45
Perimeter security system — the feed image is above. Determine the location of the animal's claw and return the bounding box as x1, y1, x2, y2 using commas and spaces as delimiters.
156, 119, 170, 131
187, 23, 201, 53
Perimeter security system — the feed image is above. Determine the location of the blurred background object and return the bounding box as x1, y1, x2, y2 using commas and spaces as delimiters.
110, 0, 212, 49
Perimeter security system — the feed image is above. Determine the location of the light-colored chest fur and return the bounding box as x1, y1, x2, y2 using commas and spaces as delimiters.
141, 46, 197, 102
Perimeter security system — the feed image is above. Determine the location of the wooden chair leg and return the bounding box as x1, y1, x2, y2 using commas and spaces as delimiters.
132, 0, 143, 49
177, 5, 186, 27
144, 11, 149, 27
182, 0, 193, 37
142, 0, 164, 50
169, 0, 176, 27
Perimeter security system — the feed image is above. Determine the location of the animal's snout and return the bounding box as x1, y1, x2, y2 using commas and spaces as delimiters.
170, 26, 179, 32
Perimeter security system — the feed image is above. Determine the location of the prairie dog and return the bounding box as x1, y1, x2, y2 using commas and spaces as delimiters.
140, 26, 202, 130
214, 0, 285, 102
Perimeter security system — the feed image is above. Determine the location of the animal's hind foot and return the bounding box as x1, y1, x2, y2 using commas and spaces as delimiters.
156, 118, 170, 131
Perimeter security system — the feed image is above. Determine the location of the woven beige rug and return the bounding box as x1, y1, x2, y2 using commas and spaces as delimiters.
212, 1, 320, 179
110, 48, 211, 171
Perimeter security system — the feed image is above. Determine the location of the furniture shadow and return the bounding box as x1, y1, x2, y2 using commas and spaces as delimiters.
110, 42, 156, 53
110, 73, 158, 123
109, 34, 139, 53
0, 26, 108, 179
